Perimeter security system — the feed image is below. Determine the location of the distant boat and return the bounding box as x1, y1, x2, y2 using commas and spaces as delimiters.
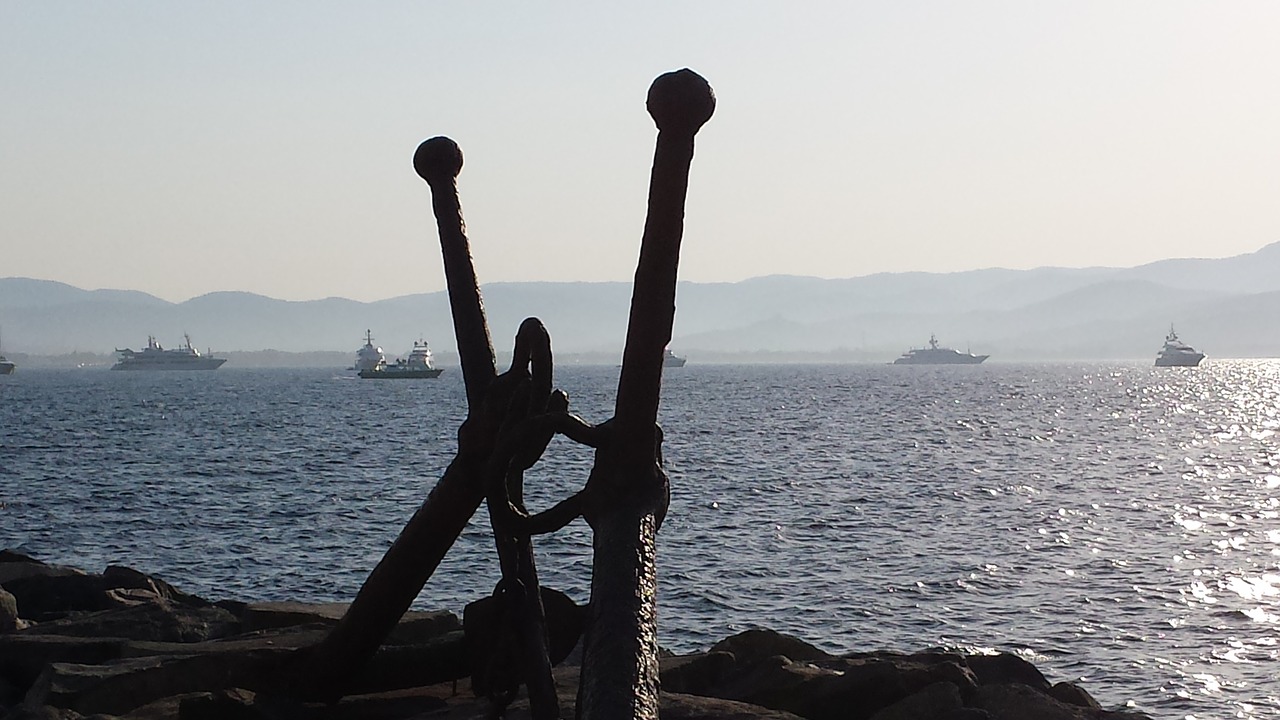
664, 348, 686, 368
357, 332, 443, 379
0, 327, 13, 375
353, 330, 385, 373
1155, 326, 1205, 367
892, 335, 988, 365
111, 335, 226, 371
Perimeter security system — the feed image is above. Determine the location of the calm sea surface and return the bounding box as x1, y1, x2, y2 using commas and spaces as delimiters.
2, 362, 1279, 718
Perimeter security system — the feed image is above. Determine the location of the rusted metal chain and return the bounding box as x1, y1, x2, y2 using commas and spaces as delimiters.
480, 318, 559, 719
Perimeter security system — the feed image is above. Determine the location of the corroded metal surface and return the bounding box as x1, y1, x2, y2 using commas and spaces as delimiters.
297, 137, 499, 702
298, 70, 713, 720
578, 68, 715, 720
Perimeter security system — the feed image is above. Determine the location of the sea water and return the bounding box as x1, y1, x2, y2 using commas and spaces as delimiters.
2, 362, 1278, 718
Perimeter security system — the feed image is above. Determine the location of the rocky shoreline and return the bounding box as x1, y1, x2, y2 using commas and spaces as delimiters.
1, 550, 1152, 719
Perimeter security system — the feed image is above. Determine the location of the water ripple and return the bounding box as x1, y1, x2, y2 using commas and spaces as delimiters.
3, 361, 1280, 717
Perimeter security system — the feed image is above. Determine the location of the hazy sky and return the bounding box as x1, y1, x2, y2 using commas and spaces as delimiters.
4, 2, 1279, 302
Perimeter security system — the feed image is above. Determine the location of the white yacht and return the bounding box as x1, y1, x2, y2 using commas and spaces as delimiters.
111, 335, 226, 371
1155, 326, 1205, 367
893, 335, 988, 365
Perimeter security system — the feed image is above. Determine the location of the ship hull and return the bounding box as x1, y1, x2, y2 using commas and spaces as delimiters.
0, 363, 14, 375
111, 358, 227, 371
1155, 354, 1204, 367
892, 354, 988, 365
358, 368, 444, 379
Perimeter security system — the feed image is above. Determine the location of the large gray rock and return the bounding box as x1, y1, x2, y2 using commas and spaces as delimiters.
99, 567, 206, 608
868, 681, 965, 719
660, 650, 736, 695
227, 601, 458, 644
2, 568, 204, 623
695, 648, 982, 720
708, 655, 844, 717
0, 552, 85, 587
22, 599, 240, 644
0, 635, 126, 689
22, 647, 296, 716
1048, 681, 1102, 709
971, 683, 1095, 720
710, 629, 833, 667
963, 653, 1051, 692
119, 625, 330, 660
234, 602, 349, 633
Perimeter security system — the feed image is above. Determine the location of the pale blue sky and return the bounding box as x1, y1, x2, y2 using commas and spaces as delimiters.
4, 2, 1279, 302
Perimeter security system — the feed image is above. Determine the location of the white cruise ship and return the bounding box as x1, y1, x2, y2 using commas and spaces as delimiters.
111, 335, 227, 371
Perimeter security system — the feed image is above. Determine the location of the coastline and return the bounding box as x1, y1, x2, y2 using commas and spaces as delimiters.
1, 551, 1153, 720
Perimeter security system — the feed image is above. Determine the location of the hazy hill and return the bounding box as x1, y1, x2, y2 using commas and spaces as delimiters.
3, 241, 1279, 362
0, 277, 167, 310
1114, 241, 1280, 295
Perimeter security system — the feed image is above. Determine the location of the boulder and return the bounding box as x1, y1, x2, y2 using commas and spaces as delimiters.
817, 656, 976, 720
1048, 681, 1101, 709
235, 602, 349, 633
99, 568, 205, 608
23, 647, 296, 716
705, 650, 981, 720
710, 629, 833, 667
970, 683, 1093, 720
1, 569, 203, 623
708, 654, 844, 717
0, 635, 127, 689
0, 552, 85, 587
228, 601, 458, 643
659, 650, 736, 695
868, 681, 964, 720
21, 600, 240, 644
118, 625, 330, 660
964, 653, 1051, 692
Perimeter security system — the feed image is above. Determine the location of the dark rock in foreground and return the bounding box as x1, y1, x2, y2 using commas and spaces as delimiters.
0, 551, 1153, 719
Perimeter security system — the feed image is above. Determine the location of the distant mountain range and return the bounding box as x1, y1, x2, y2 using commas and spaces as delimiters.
4, 242, 1280, 364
